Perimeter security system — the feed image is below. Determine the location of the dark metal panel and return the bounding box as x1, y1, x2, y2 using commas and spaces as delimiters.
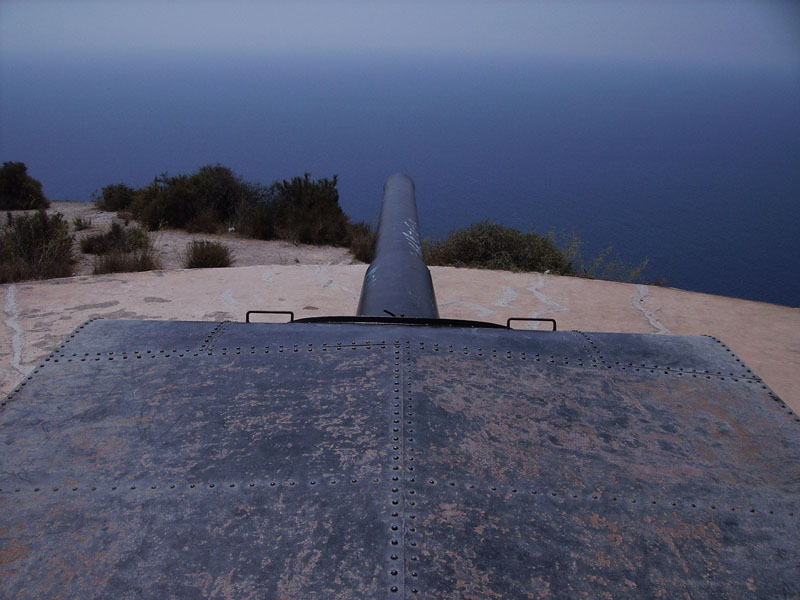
54, 319, 225, 356
407, 348, 800, 495
1, 483, 392, 599
1, 348, 393, 487
2, 319, 799, 598
407, 484, 800, 599
581, 332, 758, 378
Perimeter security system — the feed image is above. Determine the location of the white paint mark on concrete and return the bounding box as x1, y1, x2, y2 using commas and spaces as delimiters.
221, 289, 242, 307
438, 301, 495, 318
315, 266, 359, 298
4, 285, 28, 377
634, 285, 670, 334
526, 274, 568, 328
492, 286, 518, 308
261, 270, 274, 283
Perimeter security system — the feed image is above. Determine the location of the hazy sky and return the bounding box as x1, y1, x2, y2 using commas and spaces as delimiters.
2, 1, 799, 69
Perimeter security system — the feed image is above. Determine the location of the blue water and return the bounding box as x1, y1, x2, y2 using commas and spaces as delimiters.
2, 53, 799, 306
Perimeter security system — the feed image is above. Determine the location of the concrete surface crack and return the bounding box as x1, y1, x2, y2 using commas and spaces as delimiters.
492, 285, 518, 308
4, 285, 28, 378
634, 285, 670, 334
527, 274, 569, 326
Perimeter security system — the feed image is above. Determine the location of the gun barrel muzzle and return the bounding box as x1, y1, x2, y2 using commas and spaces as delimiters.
356, 174, 439, 319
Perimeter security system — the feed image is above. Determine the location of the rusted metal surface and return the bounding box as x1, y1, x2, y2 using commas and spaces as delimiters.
1, 320, 799, 598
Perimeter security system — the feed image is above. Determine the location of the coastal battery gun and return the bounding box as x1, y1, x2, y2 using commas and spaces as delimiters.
1, 174, 798, 598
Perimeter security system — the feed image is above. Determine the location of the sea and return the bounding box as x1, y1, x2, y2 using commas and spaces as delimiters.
2, 52, 799, 306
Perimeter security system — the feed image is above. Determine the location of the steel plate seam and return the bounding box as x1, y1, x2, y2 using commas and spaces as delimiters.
2, 482, 796, 518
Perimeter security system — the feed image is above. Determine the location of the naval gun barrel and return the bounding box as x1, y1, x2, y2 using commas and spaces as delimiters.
356, 174, 440, 319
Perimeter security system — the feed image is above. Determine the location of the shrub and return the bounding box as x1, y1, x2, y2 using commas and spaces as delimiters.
190, 164, 250, 224
556, 231, 651, 283
185, 211, 220, 234
80, 221, 149, 255
92, 248, 162, 275
134, 174, 199, 230
0, 210, 74, 283
423, 221, 574, 274
347, 220, 376, 263
129, 166, 263, 231
129, 176, 166, 230
234, 196, 277, 240
94, 183, 136, 212
231, 173, 348, 245
270, 173, 348, 245
0, 162, 49, 210
101, 167, 357, 248
73, 217, 92, 231
183, 240, 234, 269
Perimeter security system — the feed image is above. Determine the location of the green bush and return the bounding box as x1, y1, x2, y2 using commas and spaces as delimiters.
556, 231, 650, 283
185, 211, 220, 234
269, 173, 348, 245
129, 166, 263, 231
92, 248, 162, 275
231, 172, 348, 245
0, 162, 49, 210
423, 221, 574, 274
101, 168, 352, 247
132, 174, 197, 230
183, 240, 234, 269
94, 183, 136, 212
0, 211, 74, 283
72, 216, 92, 231
80, 221, 149, 255
235, 202, 276, 240
190, 165, 250, 224
347, 220, 376, 263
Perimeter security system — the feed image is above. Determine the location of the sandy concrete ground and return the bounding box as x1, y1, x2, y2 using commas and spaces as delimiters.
2, 264, 799, 415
